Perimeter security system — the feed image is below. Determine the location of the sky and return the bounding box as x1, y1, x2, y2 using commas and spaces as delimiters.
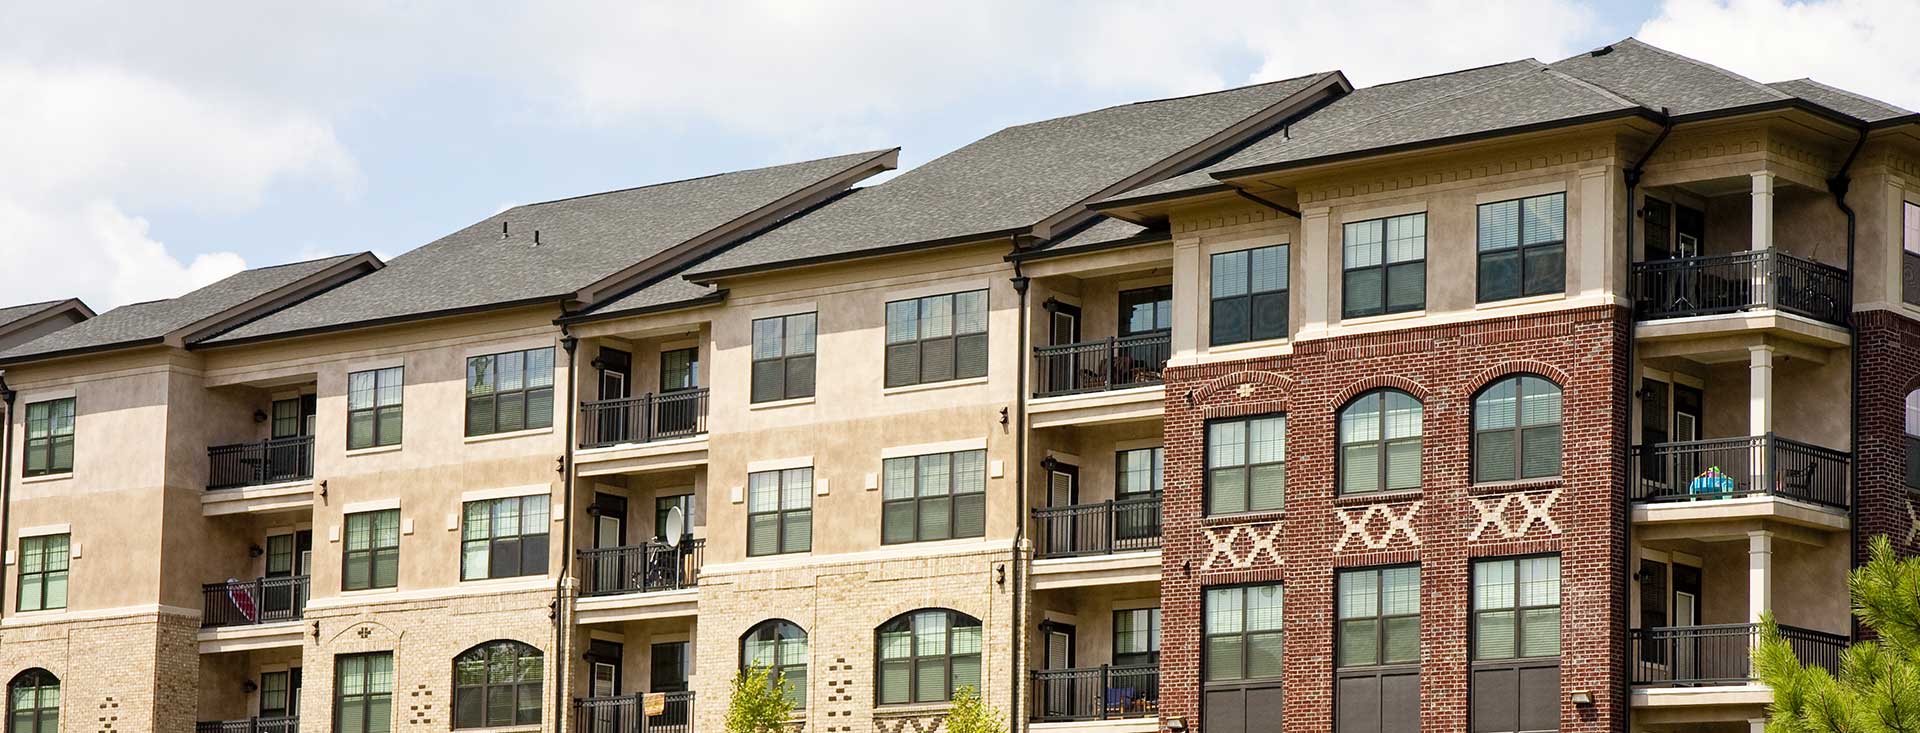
2, 0, 1916, 312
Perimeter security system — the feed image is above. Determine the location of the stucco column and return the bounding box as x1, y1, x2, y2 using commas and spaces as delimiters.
1749, 719, 1768, 733
1749, 344, 1774, 491
1170, 237, 1202, 365
1300, 206, 1331, 338
1751, 172, 1776, 251
1748, 529, 1774, 624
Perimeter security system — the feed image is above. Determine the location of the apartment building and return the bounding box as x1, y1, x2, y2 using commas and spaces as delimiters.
3, 36, 1919, 733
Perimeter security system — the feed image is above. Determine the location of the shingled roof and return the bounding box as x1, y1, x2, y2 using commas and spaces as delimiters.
0, 299, 93, 353
682, 72, 1346, 281
204, 150, 895, 345
0, 254, 374, 363
0, 301, 74, 332
1768, 78, 1916, 124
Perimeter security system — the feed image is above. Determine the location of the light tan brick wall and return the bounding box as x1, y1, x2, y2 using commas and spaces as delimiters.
0, 608, 200, 733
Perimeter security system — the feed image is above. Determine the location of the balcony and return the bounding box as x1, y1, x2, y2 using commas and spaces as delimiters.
573, 691, 694, 733
1629, 435, 1849, 510
1631, 250, 1850, 327
577, 540, 704, 597
207, 436, 313, 490
200, 576, 309, 629
1031, 665, 1159, 723
1630, 623, 1844, 687
1033, 496, 1162, 559
579, 389, 710, 449
1033, 334, 1170, 399
196, 717, 298, 733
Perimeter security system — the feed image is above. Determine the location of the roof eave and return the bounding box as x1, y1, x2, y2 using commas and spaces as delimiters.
1007, 231, 1173, 263
555, 289, 730, 326
0, 336, 167, 369
684, 226, 1030, 284
191, 295, 566, 351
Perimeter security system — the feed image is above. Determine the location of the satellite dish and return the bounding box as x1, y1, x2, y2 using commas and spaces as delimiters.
663, 506, 685, 547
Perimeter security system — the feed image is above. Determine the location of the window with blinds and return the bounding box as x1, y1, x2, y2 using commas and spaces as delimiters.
748, 467, 813, 556
1206, 416, 1286, 515
752, 313, 817, 402
8, 670, 59, 733
1473, 375, 1562, 483
1113, 607, 1161, 666
343, 509, 400, 591
885, 290, 988, 387
882, 449, 987, 544
1472, 556, 1561, 661
1339, 390, 1423, 495
16, 534, 69, 612
1478, 193, 1566, 302
465, 347, 555, 436
1204, 584, 1284, 681
876, 609, 982, 704
1211, 245, 1289, 345
1906, 390, 1920, 491
335, 652, 394, 733
1337, 567, 1420, 668
452, 641, 542, 729
1116, 447, 1163, 497
22, 397, 74, 477
348, 366, 403, 449
1343, 213, 1427, 318
743, 620, 810, 707
1906, 202, 1920, 305
461, 496, 550, 580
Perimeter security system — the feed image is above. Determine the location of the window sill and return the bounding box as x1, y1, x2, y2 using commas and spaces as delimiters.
464, 426, 554, 444
460, 573, 551, 586
874, 702, 955, 716
450, 726, 540, 733
8, 607, 68, 617
1474, 292, 1566, 310
344, 444, 403, 457
1201, 509, 1286, 527
19, 472, 73, 484
1467, 478, 1564, 495
883, 376, 988, 395
1339, 309, 1427, 326
1205, 337, 1291, 356
338, 586, 399, 597
1331, 489, 1422, 507
750, 396, 815, 411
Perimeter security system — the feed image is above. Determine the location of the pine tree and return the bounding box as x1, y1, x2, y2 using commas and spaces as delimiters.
944, 686, 1006, 733
724, 663, 795, 733
1755, 535, 1920, 732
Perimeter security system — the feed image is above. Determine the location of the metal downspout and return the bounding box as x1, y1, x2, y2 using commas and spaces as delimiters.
1620, 111, 1672, 733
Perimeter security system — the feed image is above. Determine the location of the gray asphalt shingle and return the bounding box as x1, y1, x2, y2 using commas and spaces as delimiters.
1769, 78, 1915, 123
685, 73, 1335, 279
208, 151, 891, 343
1, 255, 361, 361
1548, 38, 1789, 116
0, 301, 69, 331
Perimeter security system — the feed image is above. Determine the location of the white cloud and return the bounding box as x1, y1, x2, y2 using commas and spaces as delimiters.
1638, 0, 1920, 112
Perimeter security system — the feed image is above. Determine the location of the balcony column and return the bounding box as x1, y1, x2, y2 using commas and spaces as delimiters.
1748, 529, 1774, 624
1751, 172, 1776, 307
1170, 238, 1201, 364
1749, 344, 1774, 490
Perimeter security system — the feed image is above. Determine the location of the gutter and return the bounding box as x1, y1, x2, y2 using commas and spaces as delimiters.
1828, 126, 1867, 630
683, 226, 1031, 284
187, 295, 568, 351
1003, 231, 1170, 264
555, 326, 581, 727
554, 289, 729, 326
0, 376, 14, 622
1008, 256, 1032, 733
1215, 106, 1664, 180
1619, 109, 1672, 733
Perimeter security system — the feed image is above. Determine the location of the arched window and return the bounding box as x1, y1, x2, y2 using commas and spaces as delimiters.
7, 669, 59, 733
1473, 375, 1563, 483
1905, 389, 1920, 490
876, 609, 982, 705
742, 620, 809, 707
1339, 389, 1423, 495
452, 641, 542, 729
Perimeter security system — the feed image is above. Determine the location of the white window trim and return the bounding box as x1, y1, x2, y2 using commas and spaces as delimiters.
460, 485, 553, 503
1338, 201, 1428, 225
1475, 180, 1568, 205
748, 456, 815, 473
881, 437, 988, 459
342, 498, 401, 514
750, 301, 819, 320
17, 523, 70, 538
345, 356, 406, 373
20, 388, 75, 404
885, 278, 992, 304
464, 338, 559, 359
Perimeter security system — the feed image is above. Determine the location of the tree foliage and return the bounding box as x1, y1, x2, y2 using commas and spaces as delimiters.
1757, 535, 1920, 732
944, 686, 1005, 733
725, 662, 795, 733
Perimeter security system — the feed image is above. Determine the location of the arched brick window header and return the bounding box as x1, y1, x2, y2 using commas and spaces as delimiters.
1332, 375, 1431, 407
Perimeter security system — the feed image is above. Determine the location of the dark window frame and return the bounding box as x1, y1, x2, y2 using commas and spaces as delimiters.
752, 312, 818, 402
452, 640, 542, 729
21, 397, 74, 477
16, 533, 69, 612
1202, 583, 1285, 682
1337, 389, 1424, 496
747, 467, 813, 556
1336, 565, 1421, 669
884, 290, 989, 388
334, 651, 393, 733
341, 509, 399, 591
1906, 389, 1920, 493
1210, 244, 1290, 346
874, 608, 983, 705
1118, 285, 1173, 337
1471, 554, 1562, 662
1477, 193, 1567, 303
7, 669, 60, 733
881, 450, 987, 545
1204, 415, 1287, 515
741, 619, 809, 708
464, 347, 556, 437
1472, 375, 1563, 484
1342, 213, 1428, 318
347, 366, 403, 449
1112, 607, 1162, 666
461, 495, 550, 580
1115, 446, 1164, 498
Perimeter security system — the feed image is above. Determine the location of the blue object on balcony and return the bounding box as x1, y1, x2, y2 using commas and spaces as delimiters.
1689, 466, 1735, 496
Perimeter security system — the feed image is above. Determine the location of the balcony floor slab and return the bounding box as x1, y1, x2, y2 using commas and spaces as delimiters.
1030, 386, 1165, 429
202, 481, 316, 517
576, 435, 709, 476
198, 621, 306, 654
1633, 495, 1849, 539
574, 587, 699, 625
1032, 550, 1161, 590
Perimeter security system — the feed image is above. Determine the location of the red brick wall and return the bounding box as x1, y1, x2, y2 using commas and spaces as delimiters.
1157, 306, 1630, 733
1853, 309, 1920, 562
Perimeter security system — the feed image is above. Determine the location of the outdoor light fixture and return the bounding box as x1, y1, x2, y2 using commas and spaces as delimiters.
254, 409, 269, 423
243, 680, 257, 693
1569, 690, 1594, 706
248, 544, 264, 558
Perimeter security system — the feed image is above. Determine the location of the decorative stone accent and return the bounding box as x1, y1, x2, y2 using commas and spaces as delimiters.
1467, 489, 1563, 541
1334, 502, 1423, 552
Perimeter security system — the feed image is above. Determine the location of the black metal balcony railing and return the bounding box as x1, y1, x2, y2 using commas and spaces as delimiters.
1033, 494, 1162, 559
1631, 623, 1846, 686
195, 717, 299, 733
579, 389, 710, 449
1031, 665, 1159, 722
576, 540, 704, 597
207, 435, 315, 490
1631, 249, 1851, 326
201, 576, 309, 629
574, 691, 694, 733
1033, 333, 1172, 398
1630, 435, 1850, 509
